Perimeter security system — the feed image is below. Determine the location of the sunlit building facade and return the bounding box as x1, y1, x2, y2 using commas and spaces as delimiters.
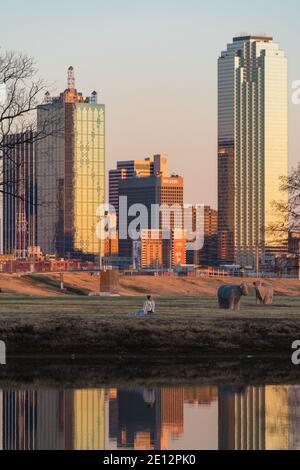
218, 35, 288, 267
118, 173, 184, 266
36, 67, 105, 258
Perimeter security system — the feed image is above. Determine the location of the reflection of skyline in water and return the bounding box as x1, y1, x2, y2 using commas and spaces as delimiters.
0, 385, 299, 450
219, 385, 300, 450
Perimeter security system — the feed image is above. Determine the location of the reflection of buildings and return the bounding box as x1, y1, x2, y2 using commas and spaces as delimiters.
1, 389, 105, 450
3, 390, 37, 450
1, 385, 300, 450
73, 389, 105, 450
218, 385, 300, 450
109, 388, 185, 450
184, 387, 218, 406
265, 386, 289, 450
110, 389, 157, 449
157, 388, 184, 450
288, 386, 300, 450
218, 386, 266, 450
36, 390, 74, 450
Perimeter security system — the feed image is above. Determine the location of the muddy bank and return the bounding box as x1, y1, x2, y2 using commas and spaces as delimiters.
1, 313, 300, 356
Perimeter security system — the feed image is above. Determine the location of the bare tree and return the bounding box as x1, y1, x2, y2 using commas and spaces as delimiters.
0, 48, 59, 200
269, 164, 300, 243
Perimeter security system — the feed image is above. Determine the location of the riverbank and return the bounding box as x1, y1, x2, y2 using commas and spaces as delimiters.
0, 296, 300, 358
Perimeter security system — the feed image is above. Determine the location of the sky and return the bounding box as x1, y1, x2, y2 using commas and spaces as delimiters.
1, 0, 300, 207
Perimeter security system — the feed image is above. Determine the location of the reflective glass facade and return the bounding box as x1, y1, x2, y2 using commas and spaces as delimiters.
36, 87, 105, 258
218, 36, 288, 267
3, 131, 37, 257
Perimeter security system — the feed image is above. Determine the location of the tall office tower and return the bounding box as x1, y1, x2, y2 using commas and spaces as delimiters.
186, 205, 218, 267
36, 67, 105, 258
118, 173, 184, 267
109, 157, 154, 224
2, 131, 37, 258
218, 35, 288, 267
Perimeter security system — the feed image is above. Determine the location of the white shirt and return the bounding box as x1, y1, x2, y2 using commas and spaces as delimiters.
143, 300, 155, 314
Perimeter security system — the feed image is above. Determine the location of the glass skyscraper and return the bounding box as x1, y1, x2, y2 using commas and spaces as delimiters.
36, 67, 105, 258
218, 35, 288, 267
3, 131, 37, 258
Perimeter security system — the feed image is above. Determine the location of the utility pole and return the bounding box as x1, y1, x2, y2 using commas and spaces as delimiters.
99, 237, 102, 295
60, 269, 64, 291
256, 243, 260, 279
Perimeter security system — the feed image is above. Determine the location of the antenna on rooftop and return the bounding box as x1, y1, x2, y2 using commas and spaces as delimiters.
67, 66, 75, 91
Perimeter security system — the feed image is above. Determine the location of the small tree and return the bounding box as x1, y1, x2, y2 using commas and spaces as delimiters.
268, 164, 300, 246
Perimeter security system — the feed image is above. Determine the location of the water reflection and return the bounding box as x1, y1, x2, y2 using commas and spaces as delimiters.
0, 385, 299, 450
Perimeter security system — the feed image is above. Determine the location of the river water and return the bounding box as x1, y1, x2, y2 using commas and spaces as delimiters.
1, 383, 299, 450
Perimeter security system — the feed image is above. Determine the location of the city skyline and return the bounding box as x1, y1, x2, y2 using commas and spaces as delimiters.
1, 0, 300, 208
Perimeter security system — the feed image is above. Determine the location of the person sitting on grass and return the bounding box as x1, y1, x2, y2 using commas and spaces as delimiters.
143, 295, 156, 316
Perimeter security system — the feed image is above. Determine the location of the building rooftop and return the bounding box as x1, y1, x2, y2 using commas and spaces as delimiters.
233, 35, 273, 43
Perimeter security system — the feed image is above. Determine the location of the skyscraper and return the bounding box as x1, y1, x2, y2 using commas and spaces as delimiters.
218, 35, 288, 267
118, 172, 184, 267
36, 67, 105, 258
108, 155, 169, 228
186, 205, 218, 267
3, 131, 37, 258
109, 157, 154, 227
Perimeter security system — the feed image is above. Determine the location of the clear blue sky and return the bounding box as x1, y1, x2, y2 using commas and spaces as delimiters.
1, 0, 300, 207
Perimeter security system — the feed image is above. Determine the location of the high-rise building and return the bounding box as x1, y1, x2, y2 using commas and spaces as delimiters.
118, 173, 184, 266
109, 157, 154, 226
186, 205, 218, 267
36, 67, 105, 258
139, 228, 186, 270
2, 131, 37, 258
218, 35, 288, 267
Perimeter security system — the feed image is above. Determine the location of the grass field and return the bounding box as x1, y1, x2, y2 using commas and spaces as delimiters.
0, 295, 300, 358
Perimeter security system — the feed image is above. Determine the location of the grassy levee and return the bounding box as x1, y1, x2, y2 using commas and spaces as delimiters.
24, 274, 89, 296
0, 295, 300, 358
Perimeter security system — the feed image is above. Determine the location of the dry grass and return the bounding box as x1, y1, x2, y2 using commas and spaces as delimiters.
0, 295, 300, 358
1, 272, 300, 297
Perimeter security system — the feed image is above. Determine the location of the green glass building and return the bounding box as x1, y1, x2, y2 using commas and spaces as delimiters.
36, 67, 105, 258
